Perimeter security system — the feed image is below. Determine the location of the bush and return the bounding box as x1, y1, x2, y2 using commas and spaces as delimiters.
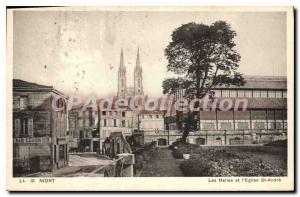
179, 149, 287, 177
172, 148, 184, 159
180, 159, 212, 176
264, 140, 287, 147
171, 142, 193, 159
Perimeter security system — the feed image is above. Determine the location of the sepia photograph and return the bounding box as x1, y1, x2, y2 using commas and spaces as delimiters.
6, 6, 294, 191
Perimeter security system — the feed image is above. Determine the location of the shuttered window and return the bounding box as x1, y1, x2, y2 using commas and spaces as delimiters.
14, 118, 21, 137
28, 118, 33, 137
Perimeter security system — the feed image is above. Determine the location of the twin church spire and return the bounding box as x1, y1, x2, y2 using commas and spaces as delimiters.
117, 48, 143, 98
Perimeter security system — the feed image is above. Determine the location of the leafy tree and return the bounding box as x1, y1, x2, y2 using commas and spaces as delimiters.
163, 21, 245, 142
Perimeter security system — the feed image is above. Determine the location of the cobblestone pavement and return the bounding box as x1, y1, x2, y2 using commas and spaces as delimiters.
140, 147, 184, 177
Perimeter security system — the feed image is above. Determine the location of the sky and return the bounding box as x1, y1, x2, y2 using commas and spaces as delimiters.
12, 9, 287, 97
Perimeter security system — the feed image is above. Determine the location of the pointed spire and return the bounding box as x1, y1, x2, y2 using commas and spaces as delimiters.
136, 47, 140, 68
120, 48, 124, 68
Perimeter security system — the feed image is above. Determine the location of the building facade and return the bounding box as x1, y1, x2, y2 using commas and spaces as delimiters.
99, 109, 138, 151
13, 79, 68, 176
140, 111, 166, 145
163, 76, 287, 146
68, 106, 100, 152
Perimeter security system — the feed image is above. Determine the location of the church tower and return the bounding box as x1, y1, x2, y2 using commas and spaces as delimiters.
134, 48, 143, 96
117, 49, 127, 98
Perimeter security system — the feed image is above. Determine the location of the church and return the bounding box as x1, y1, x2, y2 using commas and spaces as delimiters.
117, 48, 144, 98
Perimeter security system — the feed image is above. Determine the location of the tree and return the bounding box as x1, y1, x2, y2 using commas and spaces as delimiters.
163, 21, 245, 142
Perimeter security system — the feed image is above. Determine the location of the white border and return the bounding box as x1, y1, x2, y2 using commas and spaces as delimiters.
1, 1, 297, 195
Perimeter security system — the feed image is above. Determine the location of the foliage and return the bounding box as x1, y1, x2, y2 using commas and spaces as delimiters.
264, 139, 287, 147
179, 148, 287, 177
163, 21, 245, 99
163, 21, 245, 142
133, 142, 156, 172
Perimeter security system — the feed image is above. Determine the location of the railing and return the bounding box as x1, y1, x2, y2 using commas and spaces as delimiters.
87, 142, 156, 177
89, 154, 134, 177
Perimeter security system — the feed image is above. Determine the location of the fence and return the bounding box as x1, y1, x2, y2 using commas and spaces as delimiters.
90, 153, 135, 177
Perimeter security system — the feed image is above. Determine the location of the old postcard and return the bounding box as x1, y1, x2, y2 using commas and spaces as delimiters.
6, 7, 294, 191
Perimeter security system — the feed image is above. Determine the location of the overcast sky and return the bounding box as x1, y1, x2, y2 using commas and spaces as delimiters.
13, 9, 287, 97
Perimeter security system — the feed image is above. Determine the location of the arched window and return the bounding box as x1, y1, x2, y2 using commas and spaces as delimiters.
157, 138, 167, 146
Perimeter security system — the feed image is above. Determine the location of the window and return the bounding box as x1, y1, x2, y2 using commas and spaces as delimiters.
275, 91, 283, 98
229, 90, 237, 98
200, 111, 216, 120
17, 118, 33, 137
237, 90, 245, 97
21, 119, 28, 135
234, 111, 250, 120
261, 91, 268, 98
82, 111, 86, 126
214, 90, 221, 97
253, 90, 260, 98
122, 112, 126, 117
113, 119, 117, 127
59, 145, 65, 160
222, 90, 229, 97
275, 110, 283, 120
149, 115, 153, 119
102, 111, 106, 116
122, 120, 126, 127
156, 115, 159, 118
217, 111, 233, 120
101, 130, 106, 138
268, 91, 276, 98
267, 110, 275, 120
283, 91, 287, 98
20, 97, 28, 110
89, 110, 93, 126
244, 90, 252, 97
251, 110, 266, 120
103, 119, 107, 127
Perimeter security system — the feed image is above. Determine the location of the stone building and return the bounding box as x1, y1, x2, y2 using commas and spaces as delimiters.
140, 110, 166, 146
13, 79, 68, 175
99, 105, 138, 152
163, 76, 287, 146
68, 105, 100, 152
102, 132, 132, 158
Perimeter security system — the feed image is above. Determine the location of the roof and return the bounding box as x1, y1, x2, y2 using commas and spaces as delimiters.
13, 79, 53, 89
109, 132, 125, 138
98, 96, 164, 111
214, 75, 287, 90
13, 79, 66, 96
139, 110, 164, 115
